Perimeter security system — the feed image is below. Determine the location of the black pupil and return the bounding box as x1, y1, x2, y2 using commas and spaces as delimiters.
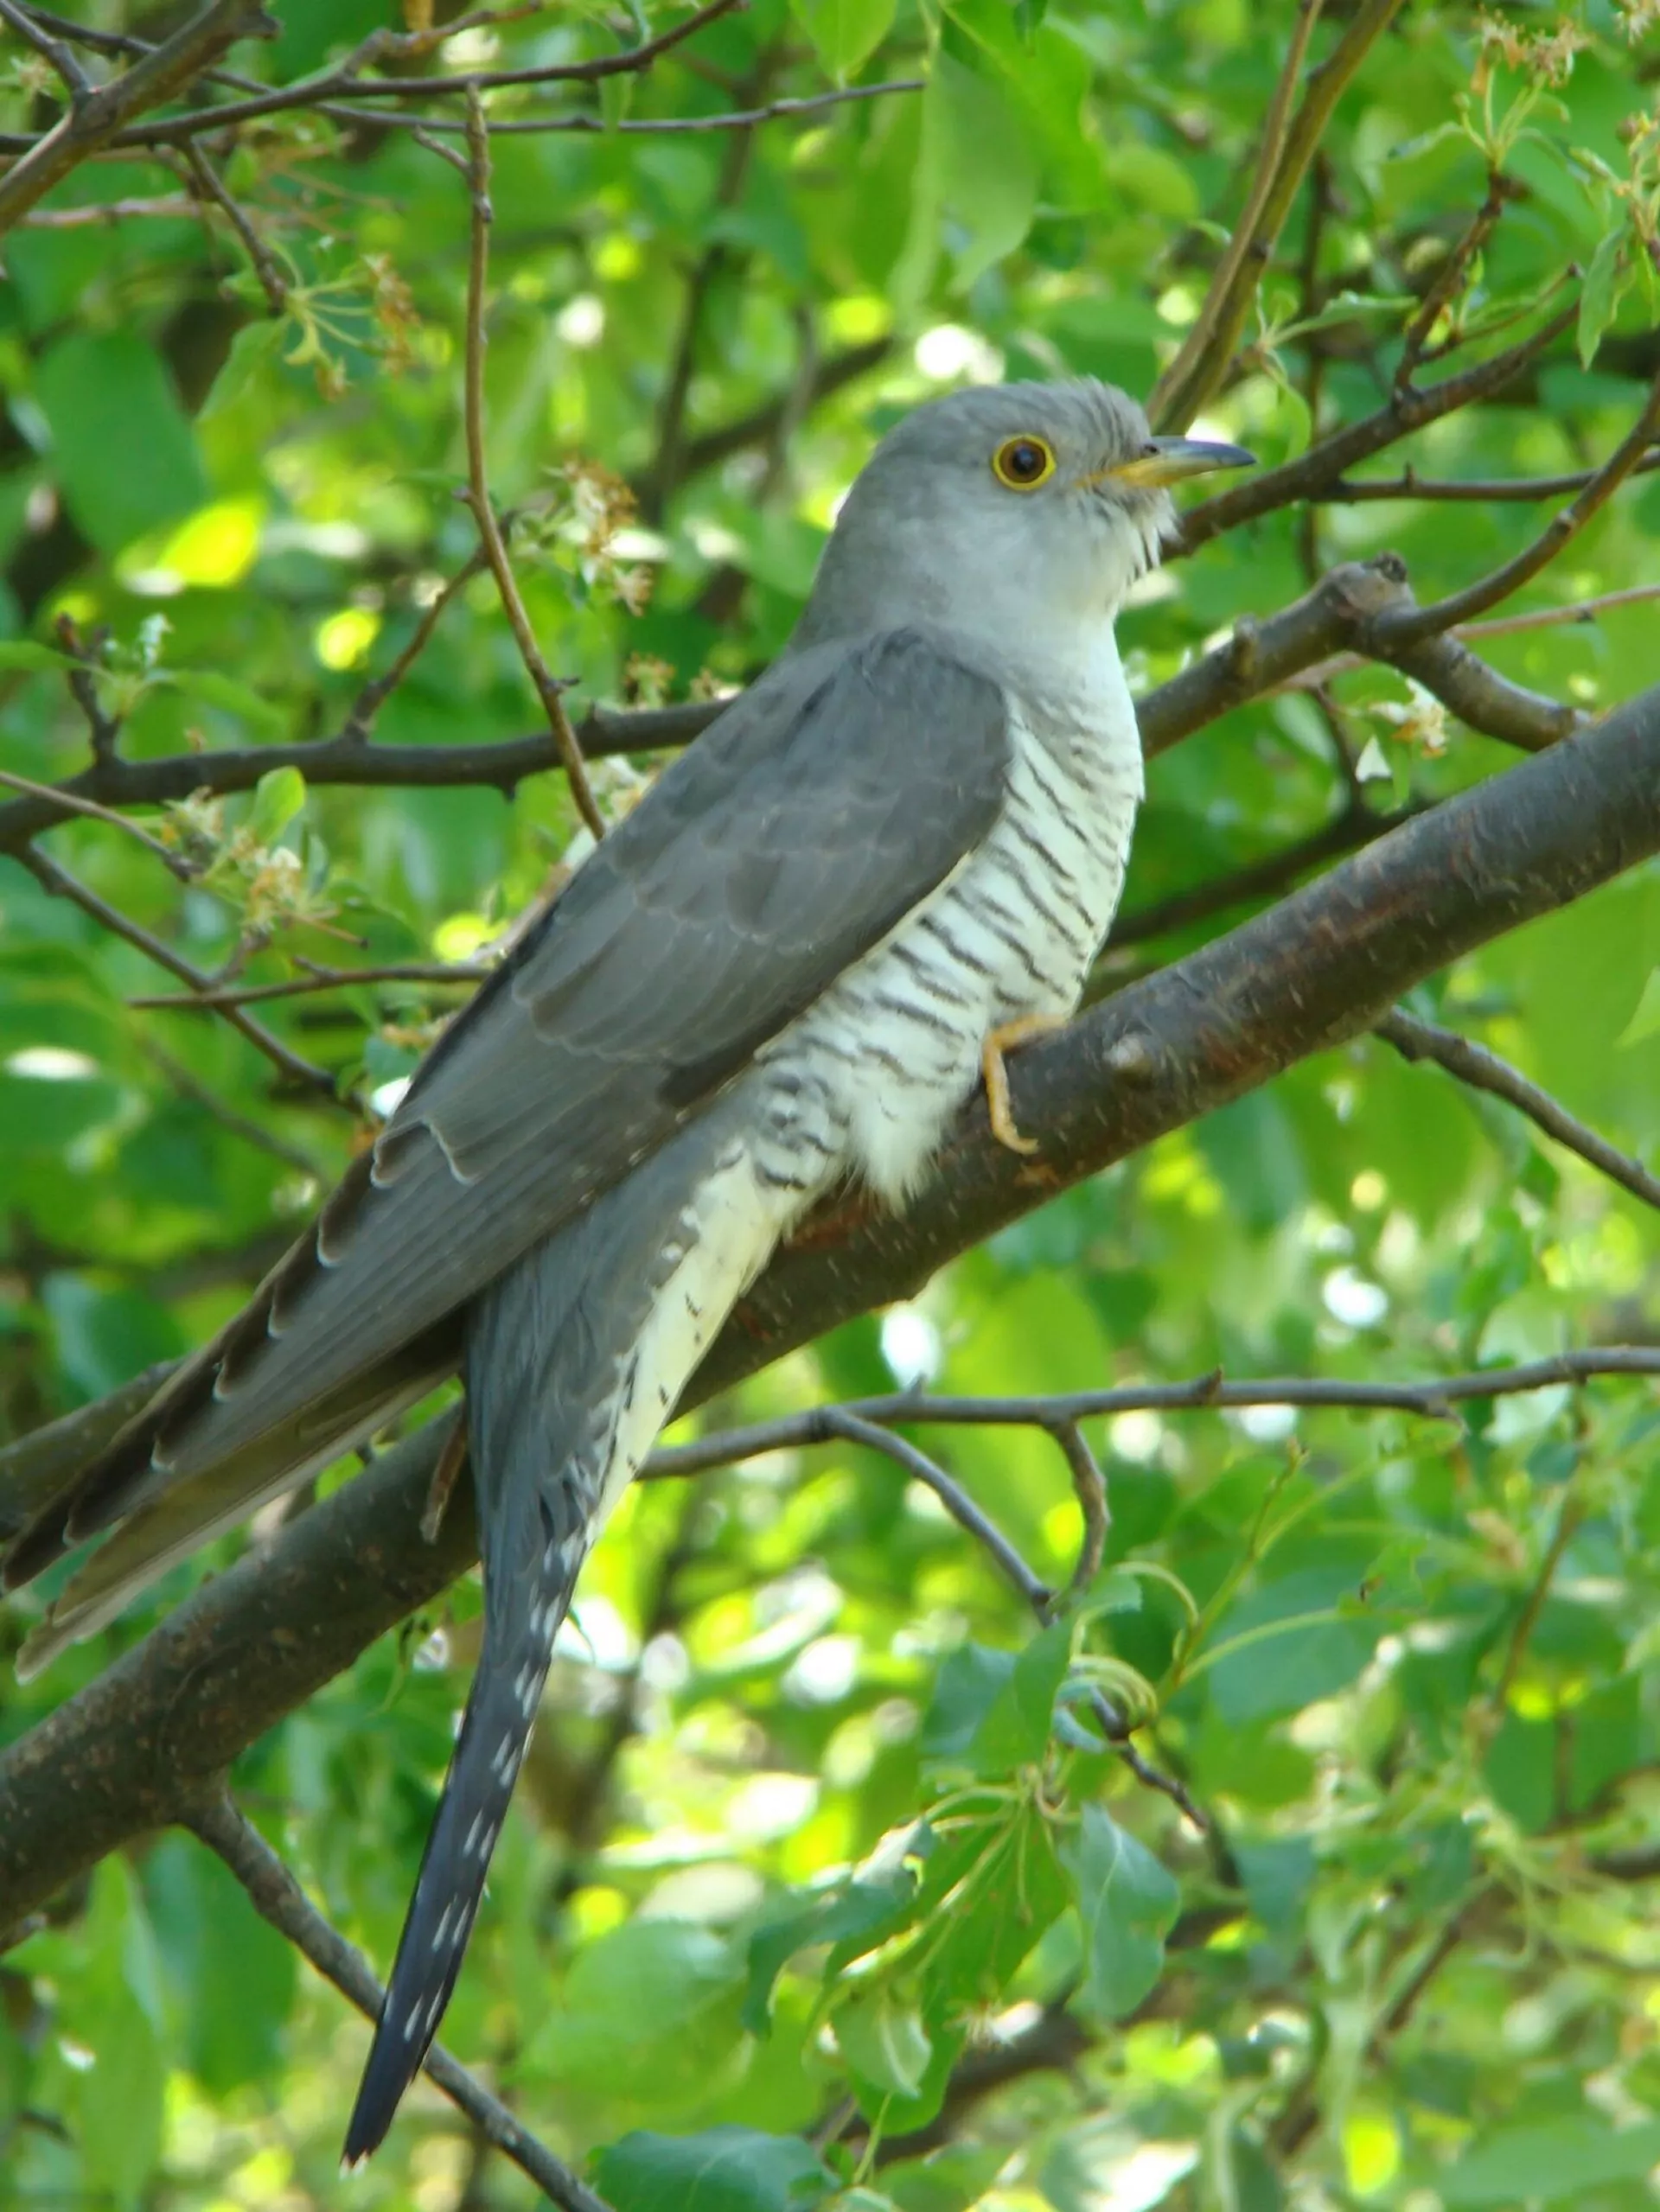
1006, 440, 1044, 481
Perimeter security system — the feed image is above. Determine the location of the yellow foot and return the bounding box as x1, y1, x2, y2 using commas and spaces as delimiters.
981, 1013, 1068, 1156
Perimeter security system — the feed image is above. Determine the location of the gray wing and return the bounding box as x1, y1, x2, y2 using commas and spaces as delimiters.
6, 628, 1010, 1605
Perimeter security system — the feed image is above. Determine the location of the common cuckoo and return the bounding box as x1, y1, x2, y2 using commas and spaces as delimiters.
3, 379, 1250, 2158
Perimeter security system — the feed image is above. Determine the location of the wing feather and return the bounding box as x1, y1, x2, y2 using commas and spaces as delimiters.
4, 628, 1010, 1603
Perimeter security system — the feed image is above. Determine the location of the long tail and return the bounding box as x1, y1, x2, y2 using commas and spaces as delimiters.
342, 1278, 603, 2166
341, 1094, 792, 2162
342, 1480, 577, 2164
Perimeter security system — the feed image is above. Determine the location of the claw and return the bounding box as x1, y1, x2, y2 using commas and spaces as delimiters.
980, 1014, 1067, 1156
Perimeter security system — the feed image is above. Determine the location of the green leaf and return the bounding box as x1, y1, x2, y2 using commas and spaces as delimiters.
34, 329, 208, 556
1577, 225, 1628, 370
970, 1619, 1071, 1774
1617, 966, 1660, 1047
0, 641, 70, 673
836, 1985, 933, 2098
43, 1275, 185, 1401
0, 1069, 124, 1157
1063, 1803, 1179, 2021
199, 318, 286, 421
144, 1835, 297, 2096
1482, 1708, 1555, 1834
67, 1864, 167, 2212
883, 2144, 1011, 2212
1104, 139, 1200, 220
527, 1921, 745, 2101
248, 765, 307, 845
744, 1862, 921, 2033
930, 54, 1039, 290
593, 2127, 836, 2212
942, 0, 1098, 206
1440, 2116, 1660, 2205
923, 1645, 1017, 1762
1234, 1835, 1315, 1937
913, 1805, 1069, 2023
1204, 1566, 1378, 1723
159, 666, 290, 738
789, 0, 896, 83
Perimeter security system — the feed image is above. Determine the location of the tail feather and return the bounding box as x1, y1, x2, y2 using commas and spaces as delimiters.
341, 1093, 789, 2159
342, 1531, 571, 2164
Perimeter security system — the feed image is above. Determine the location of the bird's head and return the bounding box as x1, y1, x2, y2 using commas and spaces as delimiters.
795, 379, 1253, 654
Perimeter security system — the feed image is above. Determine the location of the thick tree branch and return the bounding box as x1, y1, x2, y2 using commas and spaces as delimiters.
4, 676, 1660, 1925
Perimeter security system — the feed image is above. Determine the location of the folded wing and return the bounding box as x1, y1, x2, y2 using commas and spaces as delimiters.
5, 628, 1011, 1658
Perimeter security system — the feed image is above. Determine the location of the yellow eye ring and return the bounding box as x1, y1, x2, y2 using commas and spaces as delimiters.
991, 434, 1057, 491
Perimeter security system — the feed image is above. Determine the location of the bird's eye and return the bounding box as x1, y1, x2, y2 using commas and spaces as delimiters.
991, 435, 1057, 490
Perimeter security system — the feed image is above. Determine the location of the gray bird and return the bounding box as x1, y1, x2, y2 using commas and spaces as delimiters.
3, 379, 1250, 2159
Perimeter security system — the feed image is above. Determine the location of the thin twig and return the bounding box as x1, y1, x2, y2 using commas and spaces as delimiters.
644, 1349, 1660, 1485
54, 617, 121, 766
1150, 0, 1326, 430
803, 1411, 1199, 1820
1087, 1694, 1209, 1832
186, 1792, 613, 2212
1050, 1421, 1110, 1601
141, 1041, 327, 1178
1395, 172, 1513, 386
1151, 0, 1407, 430
1454, 581, 1660, 639
130, 959, 491, 1010
94, 0, 744, 146
21, 193, 197, 226
11, 843, 338, 1100
1172, 302, 1579, 554
1488, 1481, 1585, 1722
1377, 1009, 1660, 1213
814, 1407, 1055, 1616
179, 139, 286, 312
460, 91, 604, 839
0, 0, 92, 96
1372, 368, 1660, 647
459, 79, 923, 138
0, 770, 196, 880
342, 548, 490, 742
1313, 449, 1660, 504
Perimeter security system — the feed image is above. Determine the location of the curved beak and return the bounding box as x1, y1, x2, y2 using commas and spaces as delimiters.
1095, 435, 1257, 489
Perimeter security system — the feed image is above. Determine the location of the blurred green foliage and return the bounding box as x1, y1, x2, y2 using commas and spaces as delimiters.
3, 0, 1660, 2207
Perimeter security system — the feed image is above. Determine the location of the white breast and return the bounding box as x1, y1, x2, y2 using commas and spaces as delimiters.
757, 647, 1145, 1208
573, 644, 1145, 1565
